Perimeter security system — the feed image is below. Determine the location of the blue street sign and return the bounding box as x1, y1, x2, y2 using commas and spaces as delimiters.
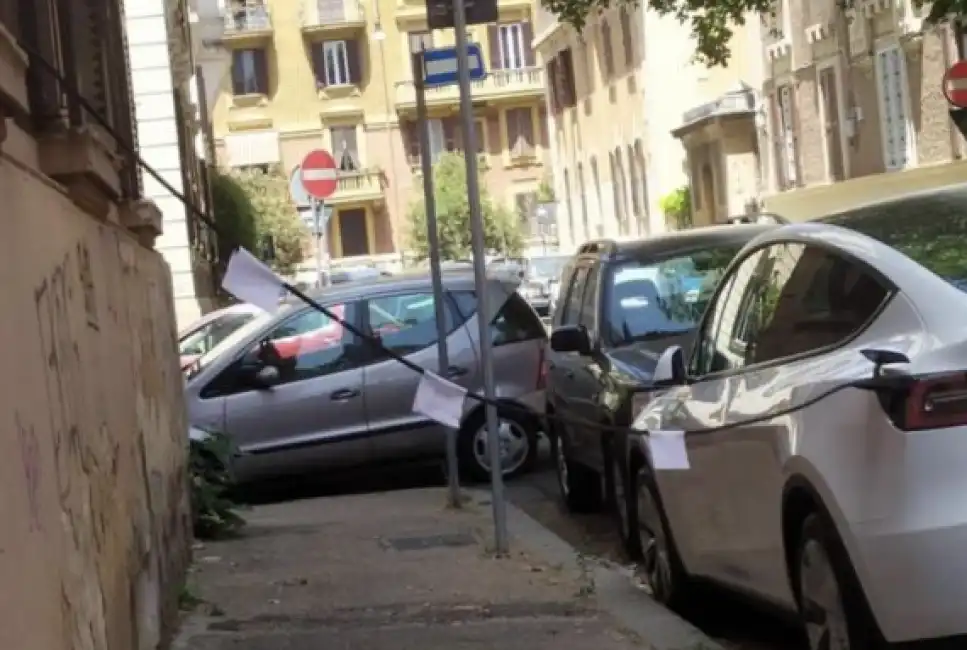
422, 44, 486, 86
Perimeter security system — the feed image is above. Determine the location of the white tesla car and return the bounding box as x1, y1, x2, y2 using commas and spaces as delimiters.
624, 185, 967, 649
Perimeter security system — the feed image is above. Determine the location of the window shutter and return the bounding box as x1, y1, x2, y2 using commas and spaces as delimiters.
538, 106, 549, 146
488, 25, 502, 70
346, 39, 362, 84
520, 108, 535, 148
254, 48, 269, 94
522, 22, 535, 66
546, 60, 559, 112
486, 113, 500, 152
442, 118, 459, 151
560, 49, 575, 106
311, 42, 326, 88
507, 109, 520, 150
401, 121, 420, 163
231, 52, 245, 94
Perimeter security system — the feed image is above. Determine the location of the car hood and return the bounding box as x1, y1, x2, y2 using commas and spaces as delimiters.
606, 330, 697, 383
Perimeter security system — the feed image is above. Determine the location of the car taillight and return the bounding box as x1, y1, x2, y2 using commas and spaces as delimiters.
884, 372, 967, 431
537, 344, 547, 390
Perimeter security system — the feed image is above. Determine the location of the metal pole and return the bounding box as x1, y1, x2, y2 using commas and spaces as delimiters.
313, 198, 326, 287
414, 50, 462, 508
452, 0, 508, 553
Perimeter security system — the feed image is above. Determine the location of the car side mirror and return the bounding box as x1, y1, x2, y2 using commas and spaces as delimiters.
652, 345, 686, 387
252, 365, 280, 389
550, 324, 593, 355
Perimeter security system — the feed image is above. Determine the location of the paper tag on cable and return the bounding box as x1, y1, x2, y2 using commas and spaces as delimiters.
647, 430, 689, 470
413, 371, 467, 428
222, 247, 286, 312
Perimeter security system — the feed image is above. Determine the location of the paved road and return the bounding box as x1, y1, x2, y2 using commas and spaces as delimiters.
241, 441, 805, 650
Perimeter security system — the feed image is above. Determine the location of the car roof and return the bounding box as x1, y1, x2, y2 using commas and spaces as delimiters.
177, 302, 260, 338
576, 224, 776, 263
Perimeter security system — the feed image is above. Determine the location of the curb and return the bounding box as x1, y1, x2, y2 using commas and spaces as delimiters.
471, 487, 724, 650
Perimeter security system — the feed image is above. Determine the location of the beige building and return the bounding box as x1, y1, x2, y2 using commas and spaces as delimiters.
758, 0, 967, 220
195, 0, 551, 270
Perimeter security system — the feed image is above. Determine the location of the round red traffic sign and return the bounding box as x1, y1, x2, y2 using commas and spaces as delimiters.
300, 149, 338, 200
943, 60, 967, 109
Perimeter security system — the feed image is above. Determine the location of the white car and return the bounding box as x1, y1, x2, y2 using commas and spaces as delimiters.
624, 185, 967, 649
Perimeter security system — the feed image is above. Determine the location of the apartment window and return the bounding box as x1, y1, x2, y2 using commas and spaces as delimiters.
312, 40, 362, 86
590, 156, 602, 230
515, 192, 537, 227
563, 168, 576, 242
408, 31, 433, 53
402, 118, 459, 165
773, 85, 799, 189
634, 140, 649, 230
627, 145, 641, 217
331, 126, 360, 171
489, 22, 533, 70
875, 46, 911, 171
506, 108, 535, 157
620, 8, 634, 66
577, 162, 590, 241
550, 48, 577, 110
231, 48, 269, 95
818, 65, 845, 181
600, 21, 615, 78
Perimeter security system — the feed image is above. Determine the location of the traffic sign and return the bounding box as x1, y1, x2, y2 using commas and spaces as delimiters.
300, 149, 338, 199
422, 44, 485, 87
943, 60, 967, 109
426, 0, 496, 29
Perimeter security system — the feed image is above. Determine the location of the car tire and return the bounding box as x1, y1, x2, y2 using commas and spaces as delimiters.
608, 451, 641, 560
551, 431, 601, 513
631, 463, 691, 608
457, 405, 539, 483
794, 513, 883, 650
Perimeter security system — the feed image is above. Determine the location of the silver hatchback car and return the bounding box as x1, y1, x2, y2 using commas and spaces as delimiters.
184, 270, 548, 484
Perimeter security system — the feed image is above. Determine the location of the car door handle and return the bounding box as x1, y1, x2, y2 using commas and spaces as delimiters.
330, 388, 360, 401
446, 365, 468, 378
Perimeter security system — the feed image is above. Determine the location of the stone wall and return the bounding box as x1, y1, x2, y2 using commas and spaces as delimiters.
0, 146, 191, 650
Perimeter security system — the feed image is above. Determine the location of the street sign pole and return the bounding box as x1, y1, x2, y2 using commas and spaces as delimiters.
414, 49, 462, 509
312, 198, 328, 287
452, 0, 508, 553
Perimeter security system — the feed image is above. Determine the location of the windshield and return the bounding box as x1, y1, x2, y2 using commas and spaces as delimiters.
184, 307, 282, 380
604, 245, 741, 345
820, 189, 967, 291
529, 255, 570, 279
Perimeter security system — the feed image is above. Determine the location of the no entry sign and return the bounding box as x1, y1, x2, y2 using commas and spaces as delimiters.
943, 60, 967, 109
300, 149, 338, 200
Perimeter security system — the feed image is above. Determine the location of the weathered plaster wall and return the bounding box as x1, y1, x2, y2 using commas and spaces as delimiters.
0, 153, 191, 650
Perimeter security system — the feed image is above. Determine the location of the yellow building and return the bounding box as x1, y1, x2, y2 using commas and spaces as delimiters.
205, 0, 549, 264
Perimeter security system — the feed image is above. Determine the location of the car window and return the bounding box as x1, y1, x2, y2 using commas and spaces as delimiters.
603, 245, 741, 347
179, 312, 255, 356
561, 266, 589, 326
366, 292, 463, 356
819, 188, 967, 291
579, 264, 599, 328
492, 293, 547, 346
749, 245, 888, 364
254, 303, 358, 385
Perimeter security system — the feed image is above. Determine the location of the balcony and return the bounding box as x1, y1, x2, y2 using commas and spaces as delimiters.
395, 67, 544, 112
327, 169, 386, 206
301, 0, 366, 37
222, 4, 273, 45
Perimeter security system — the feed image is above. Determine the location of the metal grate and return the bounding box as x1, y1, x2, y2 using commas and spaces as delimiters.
381, 532, 476, 552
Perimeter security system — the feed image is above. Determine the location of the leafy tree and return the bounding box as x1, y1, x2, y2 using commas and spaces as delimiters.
540, 0, 964, 67
407, 152, 524, 261
660, 186, 692, 230
231, 165, 308, 276
210, 169, 258, 263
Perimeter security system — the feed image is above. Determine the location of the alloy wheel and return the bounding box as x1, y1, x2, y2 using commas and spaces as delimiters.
635, 478, 674, 602
471, 419, 530, 476
799, 538, 851, 650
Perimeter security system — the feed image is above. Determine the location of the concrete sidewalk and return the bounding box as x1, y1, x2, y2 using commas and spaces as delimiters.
174, 488, 720, 650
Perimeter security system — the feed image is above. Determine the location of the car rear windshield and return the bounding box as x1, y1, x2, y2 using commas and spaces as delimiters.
820, 191, 967, 292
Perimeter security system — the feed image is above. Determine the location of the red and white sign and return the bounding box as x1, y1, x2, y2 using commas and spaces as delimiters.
300, 149, 338, 200
943, 60, 967, 109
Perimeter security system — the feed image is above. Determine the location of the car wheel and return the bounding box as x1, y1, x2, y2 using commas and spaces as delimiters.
458, 407, 539, 483
632, 464, 690, 607
610, 454, 641, 560
551, 431, 601, 513
795, 513, 881, 650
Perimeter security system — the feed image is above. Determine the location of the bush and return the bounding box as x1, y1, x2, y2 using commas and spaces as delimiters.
189, 428, 246, 539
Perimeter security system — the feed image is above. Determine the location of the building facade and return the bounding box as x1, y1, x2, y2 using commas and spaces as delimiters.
194, 0, 550, 267
759, 0, 967, 220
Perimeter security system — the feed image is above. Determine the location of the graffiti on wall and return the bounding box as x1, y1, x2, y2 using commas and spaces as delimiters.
15, 412, 43, 533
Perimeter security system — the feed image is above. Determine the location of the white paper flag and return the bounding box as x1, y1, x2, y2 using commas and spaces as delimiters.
647, 430, 690, 470
413, 371, 467, 428
222, 247, 286, 312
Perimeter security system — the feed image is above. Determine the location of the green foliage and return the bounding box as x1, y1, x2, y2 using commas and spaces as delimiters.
540, 0, 965, 67
231, 165, 308, 276
190, 429, 246, 540
537, 176, 556, 203
406, 152, 524, 261
660, 186, 692, 230
211, 170, 258, 262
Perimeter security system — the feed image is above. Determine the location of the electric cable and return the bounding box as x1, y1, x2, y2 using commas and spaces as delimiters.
14, 40, 899, 440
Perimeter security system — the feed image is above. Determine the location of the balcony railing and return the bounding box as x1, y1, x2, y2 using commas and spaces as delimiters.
301, 0, 365, 31
329, 169, 385, 203
223, 5, 272, 35
395, 66, 544, 109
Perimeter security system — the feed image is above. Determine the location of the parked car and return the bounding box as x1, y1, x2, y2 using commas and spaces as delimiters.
490, 254, 571, 318
544, 225, 774, 525
184, 270, 548, 484
625, 185, 967, 649
178, 303, 262, 370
